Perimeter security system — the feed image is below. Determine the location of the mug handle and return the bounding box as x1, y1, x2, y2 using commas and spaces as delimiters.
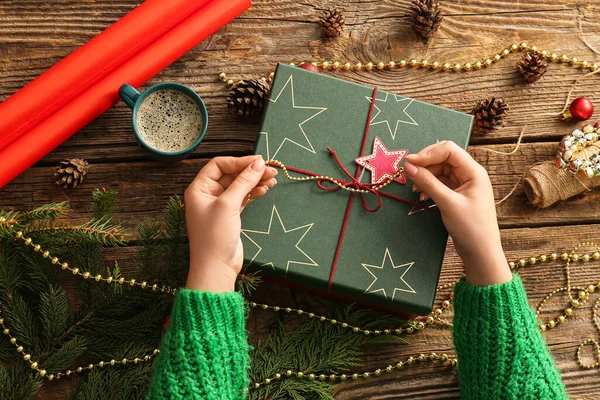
119, 84, 141, 109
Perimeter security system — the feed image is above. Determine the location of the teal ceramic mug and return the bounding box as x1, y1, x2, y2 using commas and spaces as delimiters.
119, 82, 208, 162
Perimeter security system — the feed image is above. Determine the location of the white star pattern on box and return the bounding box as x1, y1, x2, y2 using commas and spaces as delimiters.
259, 75, 327, 160
362, 248, 416, 301
365, 92, 418, 140
241, 205, 318, 273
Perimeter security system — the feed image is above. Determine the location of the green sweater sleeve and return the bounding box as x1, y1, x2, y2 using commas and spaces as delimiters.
453, 274, 568, 400
146, 289, 249, 400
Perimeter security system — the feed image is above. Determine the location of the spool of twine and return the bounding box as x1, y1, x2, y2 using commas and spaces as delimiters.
523, 141, 600, 208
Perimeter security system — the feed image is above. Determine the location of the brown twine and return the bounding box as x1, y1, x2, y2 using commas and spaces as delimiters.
523, 141, 600, 208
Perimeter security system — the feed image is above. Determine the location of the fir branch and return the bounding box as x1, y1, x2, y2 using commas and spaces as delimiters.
19, 202, 69, 224
90, 188, 118, 221
41, 336, 88, 372
0, 292, 39, 351
162, 196, 188, 285
40, 286, 73, 343
0, 211, 21, 238
0, 240, 23, 300
237, 267, 262, 296
0, 364, 43, 400
249, 305, 406, 399
25, 219, 127, 247
134, 219, 163, 279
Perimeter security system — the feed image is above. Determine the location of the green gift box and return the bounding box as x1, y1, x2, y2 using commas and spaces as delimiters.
241, 63, 473, 315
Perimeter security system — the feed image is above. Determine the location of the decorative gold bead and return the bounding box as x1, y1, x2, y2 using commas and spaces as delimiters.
218, 72, 226, 80
541, 50, 548, 56
540, 324, 547, 332
374, 369, 382, 376
572, 299, 580, 307
99, 361, 104, 367
354, 62, 363, 71
275, 373, 281, 379
510, 44, 518, 51
288, 62, 295, 67
50, 257, 58, 265
572, 254, 580, 262
0, 317, 3, 324
452, 63, 461, 72
484, 59, 492, 66
363, 372, 370, 378
15, 231, 23, 238
376, 62, 385, 70
493, 54, 502, 61
426, 316, 434, 324
342, 62, 351, 71
134, 357, 140, 364
550, 253, 558, 260
593, 252, 600, 260
151, 283, 158, 291
365, 62, 373, 71
226, 79, 234, 87
48, 374, 54, 381
408, 59, 417, 67
557, 315, 566, 324
559, 54, 569, 63
442, 300, 450, 308
122, 358, 128, 365
154, 349, 160, 355
77, 366, 83, 372
71, 268, 79, 275
129, 279, 136, 286
406, 327, 414, 333
578, 290, 588, 299
24, 238, 32, 246
591, 64, 599, 72
551, 53, 558, 61
3, 328, 9, 335
565, 308, 573, 316
332, 61, 340, 70
31, 362, 38, 369
502, 49, 510, 57
529, 257, 537, 265
518, 259, 527, 267
82, 272, 90, 279
88, 363, 94, 369
388, 61, 395, 69
583, 254, 591, 262
268, 72, 275, 81
420, 59, 428, 68
520, 42, 528, 49
42, 251, 50, 258
322, 61, 330, 69
94, 274, 102, 282
463, 63, 472, 71
118, 277, 125, 285
297, 371, 304, 378
23, 354, 31, 361
570, 57, 578, 65
9, 337, 16, 344
16, 346, 23, 352
474, 61, 482, 69
441, 63, 450, 71
539, 255, 547, 263
407, 357, 414, 364
39, 369, 47, 377
530, 45, 537, 52
547, 320, 556, 329
61, 262, 68, 270
588, 284, 596, 293
561, 253, 569, 260
431, 61, 440, 69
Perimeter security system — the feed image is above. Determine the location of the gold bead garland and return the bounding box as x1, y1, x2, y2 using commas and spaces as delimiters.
217, 42, 600, 86
2, 225, 600, 388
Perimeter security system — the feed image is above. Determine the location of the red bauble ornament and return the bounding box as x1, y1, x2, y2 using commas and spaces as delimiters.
297, 62, 320, 73
561, 97, 594, 121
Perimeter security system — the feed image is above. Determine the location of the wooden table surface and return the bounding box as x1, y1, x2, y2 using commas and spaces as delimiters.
1, 1, 600, 398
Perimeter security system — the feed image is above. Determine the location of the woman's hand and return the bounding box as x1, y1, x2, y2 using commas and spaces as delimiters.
404, 141, 511, 286
184, 156, 277, 292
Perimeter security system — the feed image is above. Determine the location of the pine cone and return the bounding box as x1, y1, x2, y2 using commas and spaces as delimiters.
517, 51, 548, 83
55, 158, 89, 188
471, 97, 509, 129
320, 8, 345, 38
411, 0, 443, 41
227, 79, 271, 120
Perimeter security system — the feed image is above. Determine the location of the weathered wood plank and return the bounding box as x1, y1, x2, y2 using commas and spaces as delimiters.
2, 142, 599, 229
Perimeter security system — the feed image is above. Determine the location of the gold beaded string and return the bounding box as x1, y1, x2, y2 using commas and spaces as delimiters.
2, 225, 600, 385
217, 42, 600, 86
265, 159, 403, 194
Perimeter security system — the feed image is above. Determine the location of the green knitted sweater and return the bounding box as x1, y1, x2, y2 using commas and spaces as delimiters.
147, 275, 568, 399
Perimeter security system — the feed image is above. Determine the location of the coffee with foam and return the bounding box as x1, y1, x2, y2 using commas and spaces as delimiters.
136, 89, 204, 153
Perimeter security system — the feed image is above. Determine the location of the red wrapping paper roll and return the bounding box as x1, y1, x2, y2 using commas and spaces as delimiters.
0, 0, 214, 151
0, 0, 251, 189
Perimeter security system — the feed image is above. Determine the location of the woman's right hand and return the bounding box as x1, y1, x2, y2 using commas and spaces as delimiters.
403, 141, 512, 286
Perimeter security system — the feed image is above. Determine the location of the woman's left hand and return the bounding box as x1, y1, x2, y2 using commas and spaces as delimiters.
184, 156, 277, 292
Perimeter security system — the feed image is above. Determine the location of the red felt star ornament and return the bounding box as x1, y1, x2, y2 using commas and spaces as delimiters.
355, 136, 408, 185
